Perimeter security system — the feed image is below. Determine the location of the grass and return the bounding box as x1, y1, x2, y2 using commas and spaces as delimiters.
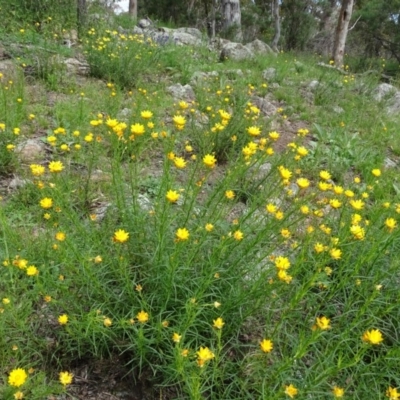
0, 14, 400, 400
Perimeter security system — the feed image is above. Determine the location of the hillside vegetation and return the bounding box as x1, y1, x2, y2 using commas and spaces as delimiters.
1, 5, 400, 400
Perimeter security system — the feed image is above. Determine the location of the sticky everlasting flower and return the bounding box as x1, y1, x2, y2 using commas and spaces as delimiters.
113, 229, 129, 243
225, 190, 235, 199
130, 123, 145, 135
385, 218, 397, 232
233, 230, 243, 241
173, 157, 187, 169
40, 198, 53, 209
8, 368, 28, 387
284, 384, 298, 398
166, 190, 180, 203
196, 346, 215, 367
362, 328, 383, 345
260, 338, 273, 353
59, 371, 73, 386
136, 310, 149, 323
141, 110, 153, 119
203, 154, 217, 168
30, 164, 45, 176
48, 161, 64, 173
213, 317, 225, 329
247, 126, 261, 136
175, 228, 189, 242
58, 314, 68, 325
172, 333, 182, 343
372, 168, 381, 177
316, 316, 331, 330
386, 387, 400, 400
332, 386, 345, 398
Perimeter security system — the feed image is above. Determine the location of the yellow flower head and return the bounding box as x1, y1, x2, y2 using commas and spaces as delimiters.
269, 131, 280, 140
130, 123, 145, 135
26, 265, 39, 276
136, 310, 149, 323
203, 154, 217, 168
173, 115, 186, 129
58, 314, 68, 325
166, 190, 180, 203
274, 256, 291, 270
297, 178, 310, 189
247, 126, 261, 136
141, 110, 153, 119
284, 384, 298, 398
173, 157, 187, 169
8, 368, 28, 387
332, 386, 345, 398
55, 232, 66, 241
316, 316, 331, 330
59, 371, 73, 386
40, 197, 53, 209
233, 230, 243, 241
172, 332, 182, 343
196, 346, 215, 367
30, 164, 45, 176
205, 223, 214, 232
330, 248, 342, 260
113, 229, 129, 243
48, 161, 64, 173
386, 387, 400, 400
372, 168, 381, 177
278, 166, 292, 180
176, 228, 189, 241
319, 170, 331, 180
103, 317, 112, 327
385, 218, 397, 232
260, 338, 273, 353
225, 190, 235, 200
350, 199, 364, 210
213, 317, 225, 329
362, 328, 383, 345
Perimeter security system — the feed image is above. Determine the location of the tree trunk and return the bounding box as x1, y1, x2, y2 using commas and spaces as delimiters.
129, 0, 137, 19
271, 0, 280, 52
332, 0, 354, 67
77, 0, 87, 37
221, 0, 242, 42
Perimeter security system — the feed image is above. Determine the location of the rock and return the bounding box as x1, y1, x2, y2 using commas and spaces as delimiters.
8, 176, 28, 190
138, 18, 152, 29
190, 71, 219, 85
171, 31, 202, 46
387, 92, 400, 115
16, 139, 46, 163
133, 26, 144, 35
250, 95, 278, 117
385, 157, 397, 168
175, 27, 203, 40
332, 106, 344, 114
308, 80, 320, 91
64, 58, 89, 76
166, 83, 196, 102
245, 39, 275, 56
262, 68, 276, 81
137, 194, 153, 211
248, 162, 272, 181
0, 60, 16, 73
373, 83, 397, 102
220, 42, 254, 61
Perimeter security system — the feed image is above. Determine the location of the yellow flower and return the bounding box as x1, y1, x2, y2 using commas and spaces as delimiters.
333, 185, 344, 195
316, 316, 331, 330
385, 218, 397, 232
274, 256, 290, 270
319, 170, 331, 180
13, 391, 24, 399
113, 229, 129, 243
205, 223, 214, 232
296, 146, 308, 157
372, 168, 381, 177
297, 178, 310, 189
350, 225, 365, 240
166, 190, 180, 203
58, 314, 68, 325
203, 154, 217, 168
225, 190, 235, 200
59, 371, 73, 386
172, 332, 182, 343
176, 228, 190, 241
173, 157, 187, 169
247, 126, 261, 136
179, 101, 189, 109
196, 346, 215, 367
260, 339, 273, 353
277, 269, 293, 283
329, 199, 342, 209
344, 189, 354, 198
213, 317, 225, 329
284, 384, 298, 398
26, 266, 39, 276
173, 115, 186, 129
30, 164, 45, 176
130, 123, 145, 135
281, 228, 291, 238
55, 232, 66, 241
136, 310, 149, 323
103, 318, 112, 327
350, 199, 364, 210
40, 198, 53, 209
48, 161, 64, 173
266, 203, 277, 214
386, 387, 400, 400
362, 328, 383, 345
2, 298, 10, 305
278, 166, 292, 180
233, 230, 243, 241
141, 110, 153, 119
8, 368, 28, 387
330, 248, 342, 260
332, 386, 345, 398
84, 133, 93, 142
269, 131, 280, 140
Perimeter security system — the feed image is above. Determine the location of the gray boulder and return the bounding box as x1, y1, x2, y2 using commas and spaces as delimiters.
166, 83, 196, 102
220, 42, 254, 61
245, 39, 275, 55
